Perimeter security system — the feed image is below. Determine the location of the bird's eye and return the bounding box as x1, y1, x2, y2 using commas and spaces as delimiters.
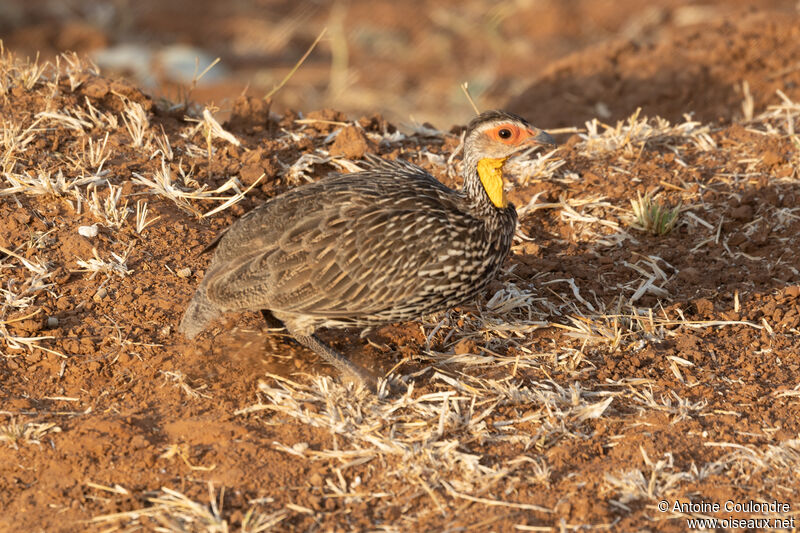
498, 128, 512, 139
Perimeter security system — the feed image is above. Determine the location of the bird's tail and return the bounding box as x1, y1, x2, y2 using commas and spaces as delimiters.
179, 287, 219, 339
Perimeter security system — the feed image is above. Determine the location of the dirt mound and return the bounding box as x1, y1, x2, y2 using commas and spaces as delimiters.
2, 0, 795, 128
508, 10, 800, 128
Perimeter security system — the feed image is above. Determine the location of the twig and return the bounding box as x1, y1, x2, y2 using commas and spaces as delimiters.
265, 27, 327, 101
461, 82, 481, 115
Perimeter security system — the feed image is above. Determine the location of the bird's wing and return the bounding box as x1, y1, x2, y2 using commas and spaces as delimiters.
203, 172, 486, 318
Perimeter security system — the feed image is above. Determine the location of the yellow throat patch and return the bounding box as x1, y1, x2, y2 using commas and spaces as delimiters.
476, 157, 508, 208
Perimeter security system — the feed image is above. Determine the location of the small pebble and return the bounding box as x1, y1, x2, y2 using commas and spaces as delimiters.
47, 316, 59, 328
176, 267, 192, 278
78, 224, 99, 238
93, 287, 108, 301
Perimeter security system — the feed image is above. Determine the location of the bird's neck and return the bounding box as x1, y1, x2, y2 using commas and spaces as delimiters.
462, 152, 509, 210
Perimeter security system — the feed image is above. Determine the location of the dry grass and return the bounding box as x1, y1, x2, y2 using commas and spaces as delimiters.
629, 191, 681, 235
0, 417, 61, 448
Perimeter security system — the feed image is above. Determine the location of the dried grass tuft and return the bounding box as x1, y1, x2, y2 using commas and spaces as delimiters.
629, 191, 681, 235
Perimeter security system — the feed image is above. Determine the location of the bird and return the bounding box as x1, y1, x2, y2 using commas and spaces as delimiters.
179, 110, 555, 388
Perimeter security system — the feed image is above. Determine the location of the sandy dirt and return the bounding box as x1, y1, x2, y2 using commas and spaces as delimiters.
2, 3, 800, 532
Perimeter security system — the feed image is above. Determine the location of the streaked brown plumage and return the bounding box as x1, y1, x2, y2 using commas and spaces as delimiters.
180, 110, 555, 387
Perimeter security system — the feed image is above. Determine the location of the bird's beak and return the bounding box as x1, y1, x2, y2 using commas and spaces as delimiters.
526, 128, 557, 147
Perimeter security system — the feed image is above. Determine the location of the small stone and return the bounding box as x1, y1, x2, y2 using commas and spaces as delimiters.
329, 125, 369, 159
454, 338, 478, 355
93, 287, 108, 302
52, 267, 71, 284
47, 316, 59, 328
176, 267, 192, 278
82, 78, 109, 99
78, 224, 99, 238
520, 241, 540, 255
761, 150, 783, 167
239, 163, 265, 185
785, 286, 800, 299
693, 297, 714, 316
307, 495, 322, 510
14, 212, 32, 224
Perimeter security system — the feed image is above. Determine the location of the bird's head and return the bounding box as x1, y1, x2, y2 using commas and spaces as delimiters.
464, 110, 555, 160
462, 110, 555, 208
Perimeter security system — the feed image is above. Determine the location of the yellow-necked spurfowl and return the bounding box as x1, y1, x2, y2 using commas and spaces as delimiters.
180, 110, 555, 387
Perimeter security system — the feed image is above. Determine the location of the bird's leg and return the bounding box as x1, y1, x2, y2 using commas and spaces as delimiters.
287, 328, 378, 389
